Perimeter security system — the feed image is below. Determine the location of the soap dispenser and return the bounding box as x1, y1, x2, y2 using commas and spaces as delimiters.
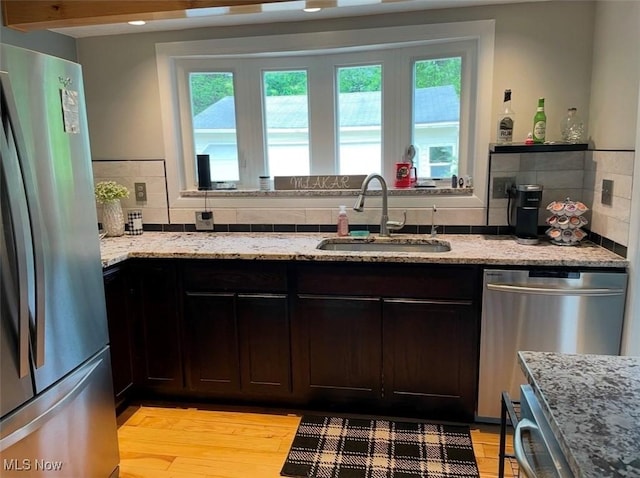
337, 205, 349, 237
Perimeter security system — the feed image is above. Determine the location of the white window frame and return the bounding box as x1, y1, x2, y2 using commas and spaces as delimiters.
157, 20, 494, 210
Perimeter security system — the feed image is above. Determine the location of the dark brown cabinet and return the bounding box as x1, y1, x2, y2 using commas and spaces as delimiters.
184, 292, 240, 392
293, 295, 382, 403
106, 257, 480, 421
130, 260, 183, 394
182, 261, 291, 398
103, 264, 134, 409
382, 299, 477, 420
292, 262, 480, 420
237, 294, 290, 395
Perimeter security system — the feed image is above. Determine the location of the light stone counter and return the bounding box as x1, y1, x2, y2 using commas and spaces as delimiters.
519, 351, 640, 478
99, 232, 627, 269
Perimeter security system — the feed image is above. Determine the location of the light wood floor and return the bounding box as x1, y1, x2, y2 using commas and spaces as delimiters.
117, 405, 517, 478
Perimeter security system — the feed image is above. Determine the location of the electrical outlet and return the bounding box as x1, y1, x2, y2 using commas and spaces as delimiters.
492, 176, 516, 199
602, 179, 613, 205
195, 211, 214, 231
134, 182, 147, 202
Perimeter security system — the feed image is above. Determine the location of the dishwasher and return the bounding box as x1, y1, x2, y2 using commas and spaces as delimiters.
477, 268, 627, 421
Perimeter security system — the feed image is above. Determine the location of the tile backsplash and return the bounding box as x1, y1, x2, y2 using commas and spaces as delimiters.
93, 148, 634, 249
488, 149, 634, 248
583, 150, 634, 247
93, 159, 169, 225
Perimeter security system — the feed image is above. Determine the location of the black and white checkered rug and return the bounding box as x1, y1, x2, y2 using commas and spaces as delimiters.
280, 415, 479, 478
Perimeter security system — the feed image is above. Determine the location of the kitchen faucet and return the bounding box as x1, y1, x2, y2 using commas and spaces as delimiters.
353, 173, 406, 237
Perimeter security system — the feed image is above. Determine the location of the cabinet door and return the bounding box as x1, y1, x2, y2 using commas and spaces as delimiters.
382, 299, 478, 421
132, 261, 183, 393
238, 294, 291, 396
103, 265, 134, 405
184, 292, 240, 393
293, 295, 381, 403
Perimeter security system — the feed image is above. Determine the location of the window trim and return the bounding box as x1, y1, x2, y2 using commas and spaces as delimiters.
157, 20, 495, 211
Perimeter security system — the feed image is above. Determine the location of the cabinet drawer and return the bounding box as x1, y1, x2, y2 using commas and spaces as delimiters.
182, 260, 288, 293
295, 263, 477, 300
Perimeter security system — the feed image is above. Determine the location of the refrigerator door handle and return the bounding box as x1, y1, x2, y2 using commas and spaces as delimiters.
0, 71, 46, 369
0, 102, 31, 378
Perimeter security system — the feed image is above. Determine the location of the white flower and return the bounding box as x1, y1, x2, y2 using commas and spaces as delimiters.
94, 181, 129, 203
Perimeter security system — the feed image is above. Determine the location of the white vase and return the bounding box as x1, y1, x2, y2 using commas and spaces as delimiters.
102, 199, 125, 237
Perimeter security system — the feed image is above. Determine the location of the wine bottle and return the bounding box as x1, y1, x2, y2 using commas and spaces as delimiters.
532, 97, 546, 144
497, 89, 515, 144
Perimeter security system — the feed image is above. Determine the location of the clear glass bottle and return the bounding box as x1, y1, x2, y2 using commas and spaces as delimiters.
497, 89, 515, 144
532, 97, 546, 144
560, 107, 584, 143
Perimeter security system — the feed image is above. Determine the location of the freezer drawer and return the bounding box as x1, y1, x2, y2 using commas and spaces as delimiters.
0, 347, 120, 477
477, 269, 627, 420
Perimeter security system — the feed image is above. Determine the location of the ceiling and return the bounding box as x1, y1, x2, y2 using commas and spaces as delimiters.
49, 0, 539, 38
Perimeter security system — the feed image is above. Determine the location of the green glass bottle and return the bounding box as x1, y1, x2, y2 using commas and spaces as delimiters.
532, 97, 546, 143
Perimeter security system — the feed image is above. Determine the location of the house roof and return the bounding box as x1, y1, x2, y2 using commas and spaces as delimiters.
193, 85, 459, 129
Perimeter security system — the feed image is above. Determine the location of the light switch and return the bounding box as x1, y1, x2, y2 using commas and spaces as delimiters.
135, 182, 147, 202
602, 179, 613, 206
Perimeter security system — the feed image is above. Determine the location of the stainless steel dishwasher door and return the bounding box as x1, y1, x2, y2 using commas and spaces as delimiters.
477, 269, 627, 421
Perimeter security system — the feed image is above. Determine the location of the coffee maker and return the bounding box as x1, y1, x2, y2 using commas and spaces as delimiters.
513, 184, 543, 244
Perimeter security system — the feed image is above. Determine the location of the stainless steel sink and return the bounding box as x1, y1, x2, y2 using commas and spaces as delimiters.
316, 238, 451, 253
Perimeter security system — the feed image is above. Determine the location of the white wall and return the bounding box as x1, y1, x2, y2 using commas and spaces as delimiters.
77, 1, 597, 162
588, 1, 639, 150
588, 1, 640, 356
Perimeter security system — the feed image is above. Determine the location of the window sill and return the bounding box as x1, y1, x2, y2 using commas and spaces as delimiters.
181, 187, 474, 198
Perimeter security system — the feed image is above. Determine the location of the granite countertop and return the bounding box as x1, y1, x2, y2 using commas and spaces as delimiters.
99, 232, 627, 269
519, 351, 640, 478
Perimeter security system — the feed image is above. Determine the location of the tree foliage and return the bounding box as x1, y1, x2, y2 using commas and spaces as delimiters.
415, 57, 461, 96
263, 71, 308, 96
190, 72, 234, 116
189, 57, 461, 116
338, 66, 381, 93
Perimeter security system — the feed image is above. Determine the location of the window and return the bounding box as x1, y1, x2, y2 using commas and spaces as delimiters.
262, 70, 310, 177
412, 58, 461, 179
190, 72, 239, 181
337, 64, 382, 175
157, 21, 494, 205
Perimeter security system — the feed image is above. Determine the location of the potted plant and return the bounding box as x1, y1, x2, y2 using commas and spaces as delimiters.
95, 181, 129, 236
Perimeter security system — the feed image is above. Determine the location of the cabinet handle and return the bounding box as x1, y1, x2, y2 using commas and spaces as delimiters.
237, 293, 287, 299
384, 298, 472, 305
297, 294, 379, 301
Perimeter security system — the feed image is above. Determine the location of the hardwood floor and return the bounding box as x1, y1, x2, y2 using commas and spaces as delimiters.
116, 405, 516, 478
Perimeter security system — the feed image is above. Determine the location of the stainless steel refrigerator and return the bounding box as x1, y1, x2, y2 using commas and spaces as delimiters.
0, 44, 120, 477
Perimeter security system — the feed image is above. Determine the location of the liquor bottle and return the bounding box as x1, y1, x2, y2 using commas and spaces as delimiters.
532, 97, 546, 143
497, 89, 515, 144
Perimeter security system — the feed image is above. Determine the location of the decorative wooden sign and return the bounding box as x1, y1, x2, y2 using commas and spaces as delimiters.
274, 175, 367, 190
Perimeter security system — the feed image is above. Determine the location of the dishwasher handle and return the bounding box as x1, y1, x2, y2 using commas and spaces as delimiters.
514, 418, 541, 478
486, 283, 624, 297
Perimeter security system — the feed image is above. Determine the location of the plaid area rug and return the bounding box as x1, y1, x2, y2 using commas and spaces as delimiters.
280, 415, 479, 478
